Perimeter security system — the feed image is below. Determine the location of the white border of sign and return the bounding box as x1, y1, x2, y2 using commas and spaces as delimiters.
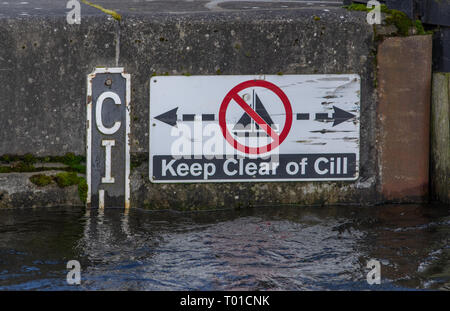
148, 75, 360, 183
86, 67, 131, 209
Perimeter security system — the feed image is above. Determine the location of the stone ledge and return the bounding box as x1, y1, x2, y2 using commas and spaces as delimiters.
0, 171, 83, 208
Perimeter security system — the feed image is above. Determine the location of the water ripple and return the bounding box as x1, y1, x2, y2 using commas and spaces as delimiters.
0, 204, 448, 290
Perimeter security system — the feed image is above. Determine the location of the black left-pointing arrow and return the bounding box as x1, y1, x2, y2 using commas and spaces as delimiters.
155, 107, 216, 127
155, 107, 178, 127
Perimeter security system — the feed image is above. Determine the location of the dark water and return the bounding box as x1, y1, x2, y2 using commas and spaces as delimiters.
0, 204, 449, 290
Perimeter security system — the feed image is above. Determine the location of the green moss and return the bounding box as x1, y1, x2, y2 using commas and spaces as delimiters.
30, 171, 87, 204
0, 161, 37, 173
343, 3, 389, 13
60, 154, 82, 168
43, 153, 86, 173
15, 162, 36, 172
0, 158, 84, 174
379, 5, 391, 13
1, 154, 35, 164
29, 174, 53, 187
216, 69, 222, 75
63, 152, 77, 163
313, 16, 321, 21
385, 12, 432, 36
234, 43, 241, 50
70, 164, 86, 173
414, 19, 431, 35
55, 172, 80, 188
182, 72, 191, 76
0, 155, 11, 163
277, 72, 284, 76
385, 10, 413, 36
23, 153, 36, 164
77, 177, 88, 204
343, 3, 370, 11
345, 2, 431, 37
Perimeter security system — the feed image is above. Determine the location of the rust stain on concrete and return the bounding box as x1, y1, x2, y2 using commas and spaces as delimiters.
377, 35, 433, 202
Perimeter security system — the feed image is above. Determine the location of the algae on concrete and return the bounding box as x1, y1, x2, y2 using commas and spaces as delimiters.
78, 177, 88, 204
29, 174, 53, 187
55, 172, 80, 188
344, 3, 432, 36
0, 153, 85, 174
29, 171, 88, 204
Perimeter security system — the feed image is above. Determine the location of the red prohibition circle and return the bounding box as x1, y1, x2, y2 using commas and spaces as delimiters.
219, 80, 293, 154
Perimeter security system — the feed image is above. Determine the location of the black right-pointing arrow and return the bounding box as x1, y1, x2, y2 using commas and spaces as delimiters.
296, 106, 356, 127
330, 106, 356, 126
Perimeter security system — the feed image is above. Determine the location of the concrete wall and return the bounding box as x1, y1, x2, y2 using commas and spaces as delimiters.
0, 7, 439, 209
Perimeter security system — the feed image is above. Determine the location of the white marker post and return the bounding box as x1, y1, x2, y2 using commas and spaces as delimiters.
86, 68, 130, 209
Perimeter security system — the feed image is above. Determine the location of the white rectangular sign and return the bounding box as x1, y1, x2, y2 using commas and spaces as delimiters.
149, 74, 360, 183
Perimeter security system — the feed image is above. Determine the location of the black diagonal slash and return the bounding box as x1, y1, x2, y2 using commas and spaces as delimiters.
231, 93, 280, 153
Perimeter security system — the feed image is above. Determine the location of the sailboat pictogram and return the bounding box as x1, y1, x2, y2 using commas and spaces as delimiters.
232, 90, 278, 137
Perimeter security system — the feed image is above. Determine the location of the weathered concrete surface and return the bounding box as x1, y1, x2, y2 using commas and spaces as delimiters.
377, 35, 433, 203
122, 9, 379, 209
431, 73, 450, 204
0, 16, 117, 155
